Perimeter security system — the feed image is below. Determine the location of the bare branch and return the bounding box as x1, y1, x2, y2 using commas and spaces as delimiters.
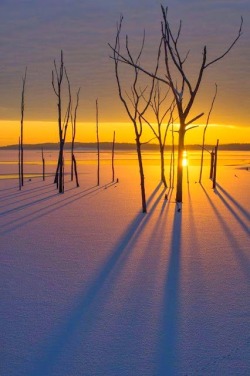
199, 83, 218, 182
185, 125, 199, 132
109, 36, 169, 86
185, 112, 204, 127
63, 67, 72, 141
206, 84, 217, 128
141, 136, 157, 145
204, 17, 243, 69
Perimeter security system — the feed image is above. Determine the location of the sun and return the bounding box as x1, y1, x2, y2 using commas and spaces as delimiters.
182, 150, 188, 167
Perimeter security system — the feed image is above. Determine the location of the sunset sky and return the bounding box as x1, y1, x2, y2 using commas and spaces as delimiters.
0, 0, 249, 146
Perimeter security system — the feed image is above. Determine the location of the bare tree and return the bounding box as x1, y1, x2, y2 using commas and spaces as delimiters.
71, 87, 80, 185
41, 147, 45, 181
110, 7, 243, 204
141, 82, 175, 187
169, 120, 175, 188
199, 84, 218, 183
18, 137, 21, 190
213, 139, 219, 189
111, 130, 116, 182
20, 67, 27, 187
96, 98, 100, 186
110, 17, 160, 213
52, 51, 71, 193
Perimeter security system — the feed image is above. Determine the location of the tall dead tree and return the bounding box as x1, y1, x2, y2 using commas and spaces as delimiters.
71, 88, 80, 185
199, 84, 218, 183
18, 137, 21, 190
20, 67, 27, 187
169, 121, 175, 188
110, 17, 160, 213
41, 147, 45, 181
141, 82, 175, 187
212, 139, 219, 189
111, 130, 116, 182
111, 7, 243, 204
96, 99, 100, 186
52, 51, 71, 193
210, 149, 215, 179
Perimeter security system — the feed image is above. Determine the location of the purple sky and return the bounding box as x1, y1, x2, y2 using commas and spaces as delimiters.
0, 0, 249, 132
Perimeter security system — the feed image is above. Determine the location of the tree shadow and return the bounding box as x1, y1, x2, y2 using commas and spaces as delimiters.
160, 187, 174, 215
0, 180, 55, 203
24, 183, 164, 376
0, 184, 105, 235
0, 184, 19, 193
158, 208, 182, 375
200, 184, 250, 281
215, 183, 250, 234
0, 185, 57, 210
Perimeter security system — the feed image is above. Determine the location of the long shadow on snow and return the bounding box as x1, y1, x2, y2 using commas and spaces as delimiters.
135, 186, 182, 375
0, 185, 57, 210
0, 183, 114, 234
0, 180, 55, 202
201, 184, 250, 281
158, 207, 182, 376
25, 182, 164, 376
216, 183, 249, 220
215, 183, 250, 234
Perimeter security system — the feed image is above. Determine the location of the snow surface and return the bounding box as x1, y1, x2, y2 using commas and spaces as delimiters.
1, 151, 250, 376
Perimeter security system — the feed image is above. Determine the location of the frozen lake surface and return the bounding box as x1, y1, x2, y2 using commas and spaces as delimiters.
1, 150, 249, 375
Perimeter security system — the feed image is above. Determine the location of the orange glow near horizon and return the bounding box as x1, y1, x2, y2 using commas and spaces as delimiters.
0, 120, 249, 147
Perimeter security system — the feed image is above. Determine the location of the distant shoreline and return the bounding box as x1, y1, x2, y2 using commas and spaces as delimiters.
0, 142, 249, 152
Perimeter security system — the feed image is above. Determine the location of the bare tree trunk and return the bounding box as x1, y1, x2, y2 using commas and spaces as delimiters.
62, 154, 65, 193
176, 129, 185, 203
210, 150, 215, 179
199, 84, 218, 183
213, 139, 219, 189
169, 151, 173, 187
54, 159, 59, 184
71, 88, 80, 182
136, 139, 147, 213
72, 154, 79, 187
169, 124, 175, 188
71, 145, 74, 181
172, 130, 175, 188
96, 99, 100, 186
58, 143, 64, 193
18, 137, 21, 190
112, 130, 116, 182
160, 145, 167, 187
42, 147, 45, 181
52, 51, 71, 194
20, 67, 27, 187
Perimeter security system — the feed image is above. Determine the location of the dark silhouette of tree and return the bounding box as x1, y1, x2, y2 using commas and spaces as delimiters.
109, 16, 161, 213
169, 119, 175, 188
41, 147, 45, 181
18, 137, 21, 190
111, 130, 116, 182
71, 88, 80, 186
141, 82, 175, 187
212, 139, 219, 189
110, 7, 243, 204
96, 99, 100, 186
52, 51, 71, 193
20, 67, 27, 188
199, 84, 218, 183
